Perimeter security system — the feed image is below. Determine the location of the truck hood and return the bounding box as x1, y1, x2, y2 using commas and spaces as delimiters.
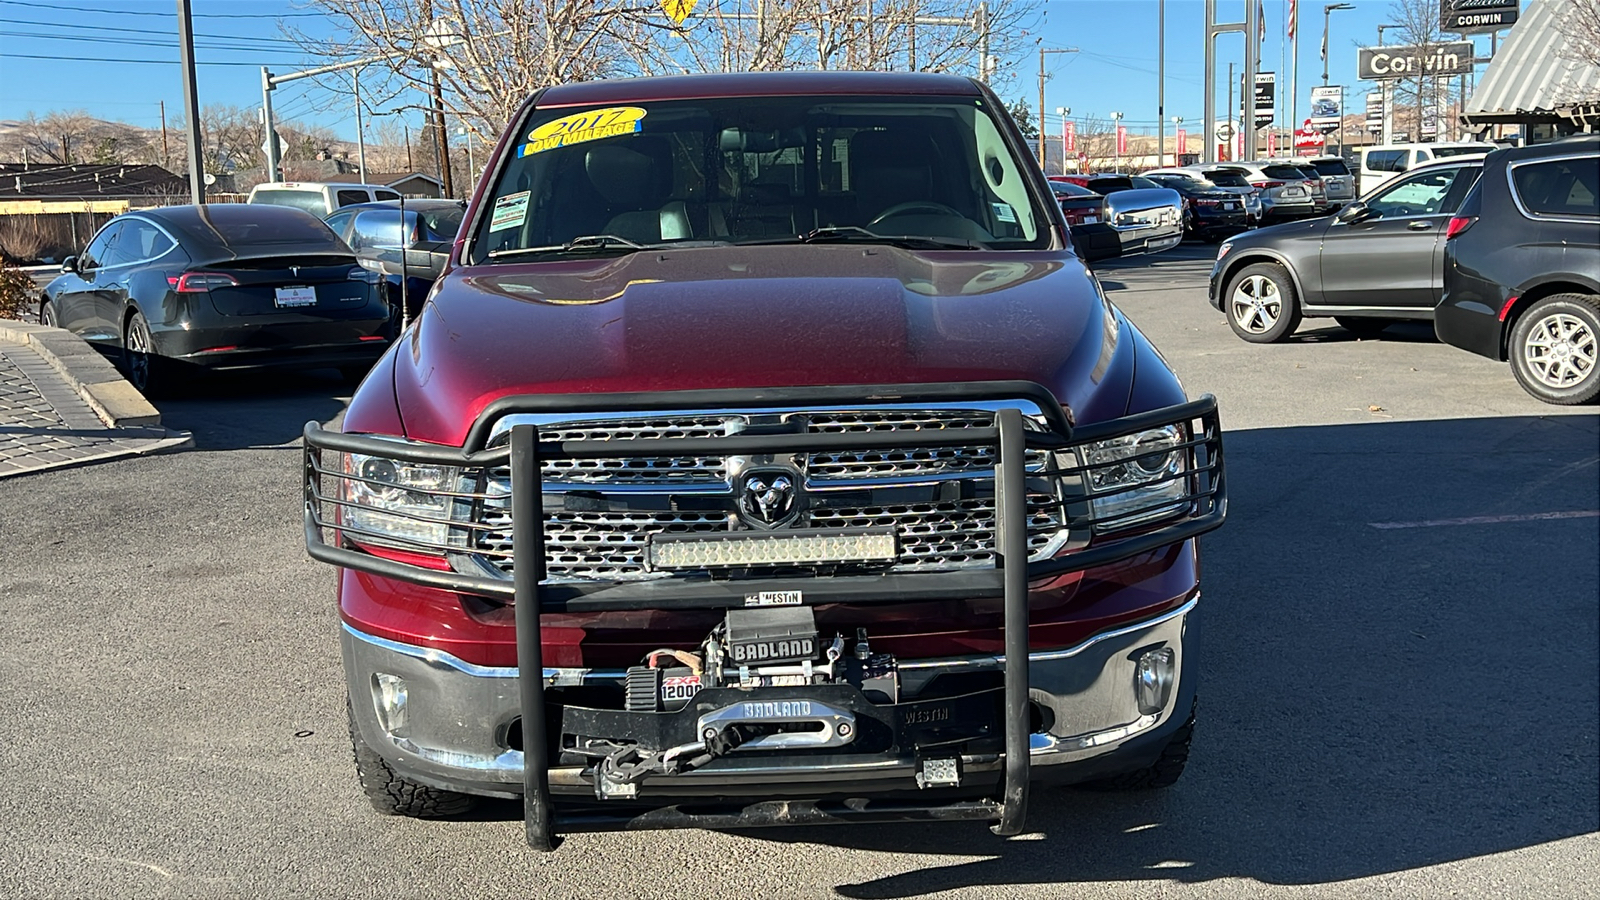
390, 244, 1134, 446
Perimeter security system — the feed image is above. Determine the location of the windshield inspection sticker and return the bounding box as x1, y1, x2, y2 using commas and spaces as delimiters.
489, 191, 531, 233
992, 202, 1018, 223
517, 106, 647, 157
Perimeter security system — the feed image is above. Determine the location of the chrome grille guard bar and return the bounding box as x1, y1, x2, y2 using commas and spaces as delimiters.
301, 382, 1225, 850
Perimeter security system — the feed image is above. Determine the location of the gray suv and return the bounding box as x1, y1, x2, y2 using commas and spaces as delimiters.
1208, 156, 1485, 342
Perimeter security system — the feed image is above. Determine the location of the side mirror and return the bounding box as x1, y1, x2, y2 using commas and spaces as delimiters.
60, 256, 79, 274
1337, 202, 1372, 224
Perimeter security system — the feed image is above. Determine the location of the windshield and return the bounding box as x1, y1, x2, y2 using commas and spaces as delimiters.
1262, 165, 1309, 180
1201, 170, 1252, 187
1310, 159, 1350, 176
251, 189, 328, 215
467, 95, 1046, 263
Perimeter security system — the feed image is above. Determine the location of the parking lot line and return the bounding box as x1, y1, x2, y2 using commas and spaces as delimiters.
1368, 510, 1600, 529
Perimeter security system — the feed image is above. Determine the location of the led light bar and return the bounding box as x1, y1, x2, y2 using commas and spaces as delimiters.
649, 528, 899, 571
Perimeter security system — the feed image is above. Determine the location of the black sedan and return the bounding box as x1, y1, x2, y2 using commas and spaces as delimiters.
1144, 173, 1251, 242
1207, 157, 1484, 343
324, 199, 465, 322
41, 204, 391, 393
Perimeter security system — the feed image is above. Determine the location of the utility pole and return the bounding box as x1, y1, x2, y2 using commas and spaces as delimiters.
422, 0, 453, 198
159, 100, 170, 168
175, 0, 205, 204
1289, 0, 1300, 148
1227, 61, 1234, 159
1158, 0, 1165, 171
262, 67, 280, 183
1037, 46, 1079, 168
354, 69, 368, 184
1322, 4, 1353, 85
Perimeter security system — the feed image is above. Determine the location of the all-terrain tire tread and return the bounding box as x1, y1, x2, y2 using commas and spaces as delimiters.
347, 699, 476, 818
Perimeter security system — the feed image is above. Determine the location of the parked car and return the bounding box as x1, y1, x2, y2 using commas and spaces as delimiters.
40, 205, 391, 392
1143, 173, 1251, 242
248, 181, 403, 217
1145, 166, 1263, 223
324, 199, 467, 321
302, 71, 1227, 849
1303, 155, 1356, 205
1435, 135, 1600, 404
1261, 159, 1330, 213
1208, 156, 1485, 342
1357, 142, 1498, 196
1193, 162, 1318, 221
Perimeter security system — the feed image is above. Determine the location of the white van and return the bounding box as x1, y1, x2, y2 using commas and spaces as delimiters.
1357, 143, 1499, 197
247, 182, 403, 217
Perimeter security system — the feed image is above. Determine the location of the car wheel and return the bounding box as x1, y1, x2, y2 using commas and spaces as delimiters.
1508, 294, 1600, 405
39, 299, 57, 328
1334, 316, 1391, 338
122, 311, 162, 396
1076, 701, 1194, 791
347, 697, 476, 818
1225, 262, 1301, 343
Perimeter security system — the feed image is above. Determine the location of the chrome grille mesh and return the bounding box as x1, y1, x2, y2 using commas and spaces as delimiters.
472, 406, 1070, 582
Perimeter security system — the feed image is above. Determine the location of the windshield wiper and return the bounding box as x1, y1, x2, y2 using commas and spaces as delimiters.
488, 234, 648, 260
740, 227, 986, 250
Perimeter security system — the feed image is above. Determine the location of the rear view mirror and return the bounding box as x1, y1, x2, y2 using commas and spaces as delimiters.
1337, 202, 1372, 224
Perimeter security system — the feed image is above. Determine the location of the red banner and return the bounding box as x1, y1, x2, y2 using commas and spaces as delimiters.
1115, 125, 1127, 156
1176, 129, 1187, 156
1063, 120, 1076, 153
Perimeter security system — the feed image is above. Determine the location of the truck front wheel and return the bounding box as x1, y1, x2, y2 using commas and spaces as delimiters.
347, 697, 477, 818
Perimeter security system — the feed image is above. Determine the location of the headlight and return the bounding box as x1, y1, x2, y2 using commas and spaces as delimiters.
1216, 241, 1233, 261
342, 452, 462, 549
1077, 425, 1188, 529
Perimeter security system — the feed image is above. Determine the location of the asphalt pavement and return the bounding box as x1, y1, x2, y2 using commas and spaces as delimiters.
1, 244, 1595, 899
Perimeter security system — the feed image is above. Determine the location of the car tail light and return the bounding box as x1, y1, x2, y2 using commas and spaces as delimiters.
1196, 198, 1221, 207
1445, 216, 1477, 239
348, 265, 376, 281
1259, 180, 1284, 189
168, 272, 239, 293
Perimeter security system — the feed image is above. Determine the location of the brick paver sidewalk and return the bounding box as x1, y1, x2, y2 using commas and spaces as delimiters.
0, 337, 188, 477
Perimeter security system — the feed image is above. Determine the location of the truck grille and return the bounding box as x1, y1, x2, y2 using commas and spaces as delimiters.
471, 407, 1068, 582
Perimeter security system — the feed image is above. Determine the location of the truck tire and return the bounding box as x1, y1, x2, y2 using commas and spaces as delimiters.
347, 698, 477, 818
1225, 262, 1301, 343
1508, 293, 1600, 405
1075, 701, 1194, 792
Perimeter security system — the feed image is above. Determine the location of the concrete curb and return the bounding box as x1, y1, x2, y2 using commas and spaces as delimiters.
0, 319, 163, 428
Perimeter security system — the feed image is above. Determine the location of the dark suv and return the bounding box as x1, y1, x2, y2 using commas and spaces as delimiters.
1435, 136, 1600, 404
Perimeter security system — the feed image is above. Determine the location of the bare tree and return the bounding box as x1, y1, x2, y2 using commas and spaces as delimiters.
1560, 0, 1600, 69
291, 0, 1037, 141
14, 111, 99, 164
1387, 0, 1457, 140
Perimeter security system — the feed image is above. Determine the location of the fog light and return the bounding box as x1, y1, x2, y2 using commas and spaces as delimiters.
1135, 648, 1175, 715
373, 673, 408, 736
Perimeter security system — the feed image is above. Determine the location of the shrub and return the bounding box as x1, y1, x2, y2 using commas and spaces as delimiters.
0, 258, 39, 321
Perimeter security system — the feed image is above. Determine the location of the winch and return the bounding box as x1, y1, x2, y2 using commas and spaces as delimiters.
622, 606, 898, 713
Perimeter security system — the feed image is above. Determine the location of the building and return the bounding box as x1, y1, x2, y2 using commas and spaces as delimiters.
1463, 0, 1600, 141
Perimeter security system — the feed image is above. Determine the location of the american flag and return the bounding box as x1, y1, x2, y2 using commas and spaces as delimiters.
1258, 1, 1266, 42
1287, 0, 1298, 41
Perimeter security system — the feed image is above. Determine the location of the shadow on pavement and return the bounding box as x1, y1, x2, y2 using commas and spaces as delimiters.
475, 414, 1599, 892
1293, 320, 1440, 344
152, 367, 352, 451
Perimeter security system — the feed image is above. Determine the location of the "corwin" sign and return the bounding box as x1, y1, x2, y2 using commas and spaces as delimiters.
1357, 41, 1476, 80
1440, 0, 1519, 34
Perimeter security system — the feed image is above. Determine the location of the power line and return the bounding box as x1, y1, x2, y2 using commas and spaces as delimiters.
1, 15, 306, 44
0, 0, 322, 17
6, 31, 314, 55
0, 51, 280, 67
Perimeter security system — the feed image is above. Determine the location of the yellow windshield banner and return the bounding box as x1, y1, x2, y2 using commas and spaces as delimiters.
661, 0, 698, 25
517, 106, 647, 157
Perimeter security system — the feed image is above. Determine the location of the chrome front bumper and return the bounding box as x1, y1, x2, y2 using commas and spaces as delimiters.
342, 596, 1198, 800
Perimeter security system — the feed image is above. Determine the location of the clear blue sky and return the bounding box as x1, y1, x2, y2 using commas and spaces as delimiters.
0, 0, 1510, 141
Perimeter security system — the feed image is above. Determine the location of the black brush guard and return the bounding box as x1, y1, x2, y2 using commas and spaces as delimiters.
303, 382, 1225, 850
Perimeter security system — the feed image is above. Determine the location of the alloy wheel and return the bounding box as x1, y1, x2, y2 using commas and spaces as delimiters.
1522, 312, 1596, 390
1230, 274, 1281, 334
125, 316, 151, 391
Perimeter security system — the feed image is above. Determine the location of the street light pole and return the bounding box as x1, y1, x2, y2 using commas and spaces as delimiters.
1172, 116, 1183, 167
1322, 4, 1353, 85
1158, 0, 1165, 170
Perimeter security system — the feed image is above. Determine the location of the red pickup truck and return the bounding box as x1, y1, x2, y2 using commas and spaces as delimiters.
304, 71, 1225, 849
